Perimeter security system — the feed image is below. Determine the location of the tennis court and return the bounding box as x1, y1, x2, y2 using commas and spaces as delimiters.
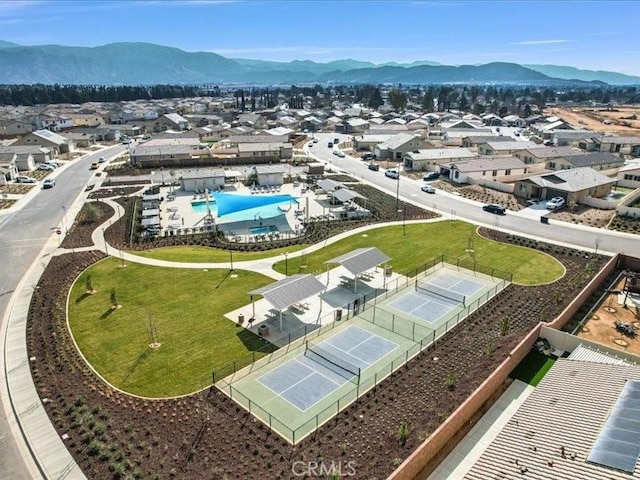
378, 264, 507, 334
258, 325, 397, 411
219, 317, 416, 443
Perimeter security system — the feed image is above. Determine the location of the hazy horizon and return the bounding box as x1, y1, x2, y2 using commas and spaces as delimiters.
1, 0, 638, 76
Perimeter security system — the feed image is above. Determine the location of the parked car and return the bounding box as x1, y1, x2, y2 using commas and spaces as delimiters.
327, 142, 333, 148
333, 138, 340, 144
546, 196, 566, 210
421, 185, 436, 194
312, 138, 319, 143
36, 163, 55, 171
368, 163, 380, 171
44, 161, 59, 168
385, 170, 400, 179
482, 203, 506, 215
423, 172, 440, 181
333, 150, 345, 158
308, 142, 313, 147
16, 175, 37, 183
361, 153, 374, 160
42, 179, 55, 189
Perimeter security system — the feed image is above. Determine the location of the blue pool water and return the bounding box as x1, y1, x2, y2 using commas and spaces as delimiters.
191, 200, 293, 221
251, 226, 279, 234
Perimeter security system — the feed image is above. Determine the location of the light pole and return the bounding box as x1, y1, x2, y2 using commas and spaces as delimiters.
284, 252, 289, 277
398, 206, 406, 236
229, 248, 234, 272
395, 168, 401, 211
102, 228, 109, 256
61, 205, 68, 233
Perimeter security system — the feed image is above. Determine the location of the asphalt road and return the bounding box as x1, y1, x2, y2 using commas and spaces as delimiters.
1, 134, 638, 479
307, 133, 640, 257
0, 145, 124, 480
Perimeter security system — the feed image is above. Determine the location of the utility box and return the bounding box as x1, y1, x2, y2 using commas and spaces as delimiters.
258, 324, 269, 336
385, 265, 393, 276
540, 216, 549, 224
335, 309, 343, 321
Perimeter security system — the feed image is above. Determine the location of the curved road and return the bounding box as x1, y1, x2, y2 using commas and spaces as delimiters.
0, 145, 124, 479
1, 135, 639, 479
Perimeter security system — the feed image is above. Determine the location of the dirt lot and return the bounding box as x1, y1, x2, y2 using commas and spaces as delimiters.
545, 106, 640, 135
577, 276, 640, 355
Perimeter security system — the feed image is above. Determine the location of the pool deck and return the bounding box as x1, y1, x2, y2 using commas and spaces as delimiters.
153, 181, 370, 240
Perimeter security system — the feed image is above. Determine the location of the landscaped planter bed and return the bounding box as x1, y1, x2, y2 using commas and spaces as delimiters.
27, 231, 606, 479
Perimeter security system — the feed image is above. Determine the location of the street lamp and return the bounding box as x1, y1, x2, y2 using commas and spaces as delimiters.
102, 228, 109, 256
398, 206, 406, 236
284, 252, 289, 277
229, 248, 234, 272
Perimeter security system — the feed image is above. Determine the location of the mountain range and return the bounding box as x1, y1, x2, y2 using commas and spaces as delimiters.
0, 40, 638, 86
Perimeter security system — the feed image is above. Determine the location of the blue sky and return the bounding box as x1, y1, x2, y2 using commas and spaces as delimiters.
1, 0, 639, 75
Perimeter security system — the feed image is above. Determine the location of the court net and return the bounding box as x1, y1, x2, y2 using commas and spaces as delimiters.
305, 341, 361, 380
415, 281, 466, 305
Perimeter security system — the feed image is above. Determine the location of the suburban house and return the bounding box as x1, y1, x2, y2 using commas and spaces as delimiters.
0, 119, 34, 137
502, 114, 526, 127
161, 113, 190, 131
580, 136, 640, 156
345, 118, 370, 134
14, 129, 72, 154
552, 130, 598, 146
440, 156, 528, 184
0, 152, 19, 183
0, 145, 53, 165
253, 165, 286, 186
67, 113, 104, 127
353, 134, 395, 151
442, 128, 494, 142
514, 146, 584, 165
64, 132, 96, 148
72, 126, 121, 141
463, 357, 640, 480
130, 144, 196, 168
461, 135, 511, 149
237, 113, 267, 129
513, 167, 616, 203
545, 152, 624, 171
36, 113, 73, 131
403, 148, 478, 171
477, 140, 538, 156
616, 162, 640, 188
374, 133, 425, 160
192, 126, 225, 143
531, 119, 575, 139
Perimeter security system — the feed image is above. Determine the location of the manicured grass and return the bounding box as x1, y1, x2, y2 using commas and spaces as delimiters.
509, 349, 556, 386
273, 221, 564, 285
68, 258, 274, 397
128, 244, 308, 263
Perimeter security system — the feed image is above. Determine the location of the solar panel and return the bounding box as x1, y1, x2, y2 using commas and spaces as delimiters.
588, 380, 640, 473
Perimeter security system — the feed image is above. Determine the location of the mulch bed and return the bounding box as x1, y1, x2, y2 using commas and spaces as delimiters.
608, 215, 640, 235
60, 201, 114, 249
433, 182, 527, 212
26, 227, 607, 479
88, 187, 145, 200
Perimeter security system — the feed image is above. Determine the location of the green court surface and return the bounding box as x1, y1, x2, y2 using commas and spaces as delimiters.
217, 263, 508, 444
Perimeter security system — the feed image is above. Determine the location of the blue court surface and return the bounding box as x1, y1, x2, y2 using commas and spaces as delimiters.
388, 272, 485, 324
258, 325, 397, 411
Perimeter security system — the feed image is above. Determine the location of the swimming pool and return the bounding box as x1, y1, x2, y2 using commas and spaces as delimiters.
191, 200, 293, 221
250, 225, 279, 235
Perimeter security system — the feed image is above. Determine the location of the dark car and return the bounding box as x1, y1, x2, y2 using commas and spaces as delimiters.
423, 172, 440, 181
482, 203, 506, 215
368, 163, 380, 171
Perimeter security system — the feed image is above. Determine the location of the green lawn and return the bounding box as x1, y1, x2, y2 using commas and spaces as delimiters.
509, 350, 556, 386
68, 258, 274, 397
128, 244, 308, 263
273, 221, 564, 285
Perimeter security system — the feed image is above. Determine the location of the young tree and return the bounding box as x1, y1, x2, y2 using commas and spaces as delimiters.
85, 275, 95, 293
421, 89, 435, 112
110, 288, 119, 309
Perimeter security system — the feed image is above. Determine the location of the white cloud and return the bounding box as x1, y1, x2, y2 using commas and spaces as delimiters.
511, 39, 569, 46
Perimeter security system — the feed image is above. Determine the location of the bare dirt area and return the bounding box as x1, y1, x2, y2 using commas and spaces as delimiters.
433, 182, 526, 211
545, 106, 640, 135
26, 229, 606, 479
0, 183, 35, 194
546, 204, 616, 228
576, 277, 640, 355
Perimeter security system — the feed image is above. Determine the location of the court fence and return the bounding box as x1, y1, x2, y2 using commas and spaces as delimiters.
217, 331, 434, 445
213, 266, 510, 444
211, 256, 512, 384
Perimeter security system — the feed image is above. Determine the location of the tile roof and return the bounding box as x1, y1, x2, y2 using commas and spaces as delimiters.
465, 359, 640, 480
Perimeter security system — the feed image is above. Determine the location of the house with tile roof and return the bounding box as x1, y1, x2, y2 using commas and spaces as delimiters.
513, 167, 616, 203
